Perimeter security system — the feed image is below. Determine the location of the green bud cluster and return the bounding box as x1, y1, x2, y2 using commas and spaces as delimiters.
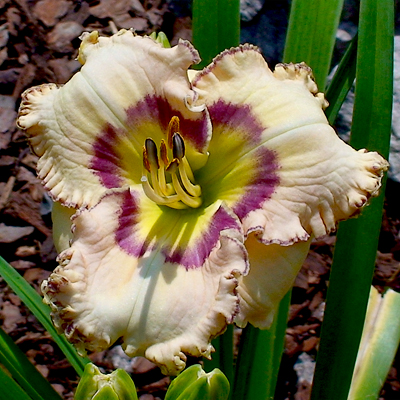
165, 364, 230, 400
74, 363, 138, 400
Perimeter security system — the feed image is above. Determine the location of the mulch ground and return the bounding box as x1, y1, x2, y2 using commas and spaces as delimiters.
1, 1, 400, 399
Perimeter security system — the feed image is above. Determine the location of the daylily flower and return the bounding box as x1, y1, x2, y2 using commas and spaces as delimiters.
17, 30, 388, 375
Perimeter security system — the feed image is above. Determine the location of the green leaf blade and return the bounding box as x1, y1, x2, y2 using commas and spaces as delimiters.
348, 288, 400, 400
231, 291, 291, 400
310, 1, 394, 399
0, 256, 90, 376
325, 34, 358, 124
0, 327, 62, 400
192, 0, 240, 68
0, 367, 33, 400
283, 0, 345, 89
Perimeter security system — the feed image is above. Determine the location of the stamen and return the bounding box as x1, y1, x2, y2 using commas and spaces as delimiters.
182, 157, 195, 182
141, 176, 180, 205
158, 140, 174, 196
167, 116, 180, 148
143, 139, 164, 196
160, 140, 169, 165
141, 117, 202, 209
142, 146, 151, 173
145, 138, 159, 169
178, 162, 202, 197
150, 168, 164, 196
168, 159, 202, 208
166, 158, 178, 174
172, 133, 185, 160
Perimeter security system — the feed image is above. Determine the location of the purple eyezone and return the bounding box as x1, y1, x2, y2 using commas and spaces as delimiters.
126, 95, 209, 152
90, 95, 210, 189
232, 147, 280, 220
116, 190, 148, 258
208, 100, 265, 143
98, 97, 279, 270
162, 206, 241, 269
208, 100, 280, 220
115, 189, 241, 270
90, 124, 124, 189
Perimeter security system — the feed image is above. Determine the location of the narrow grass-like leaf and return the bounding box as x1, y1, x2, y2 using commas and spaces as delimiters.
325, 34, 358, 124
0, 327, 62, 400
348, 287, 400, 399
192, 0, 240, 68
231, 291, 291, 400
310, 1, 394, 399
283, 0, 345, 89
0, 256, 89, 376
0, 367, 32, 400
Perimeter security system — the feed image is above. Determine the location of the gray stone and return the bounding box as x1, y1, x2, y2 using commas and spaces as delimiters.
240, 0, 289, 65
294, 352, 316, 385
240, 0, 265, 22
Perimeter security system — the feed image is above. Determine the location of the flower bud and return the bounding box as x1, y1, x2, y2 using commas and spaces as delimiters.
165, 364, 230, 400
74, 363, 138, 400
149, 31, 171, 48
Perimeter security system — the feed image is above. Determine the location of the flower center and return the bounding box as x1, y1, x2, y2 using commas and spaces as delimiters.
141, 117, 202, 209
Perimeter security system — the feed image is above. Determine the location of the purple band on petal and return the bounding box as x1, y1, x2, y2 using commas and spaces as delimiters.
232, 147, 280, 220
163, 206, 241, 269
115, 189, 240, 269
208, 99, 264, 143
126, 95, 209, 152
90, 124, 124, 188
90, 94, 209, 188
208, 100, 280, 219
116, 190, 148, 257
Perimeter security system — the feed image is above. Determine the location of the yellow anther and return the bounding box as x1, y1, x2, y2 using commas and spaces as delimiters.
167, 116, 180, 148
142, 146, 151, 173
160, 140, 169, 165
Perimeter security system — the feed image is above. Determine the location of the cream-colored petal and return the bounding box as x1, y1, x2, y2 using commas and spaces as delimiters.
42, 191, 248, 375
52, 201, 75, 252
244, 129, 388, 244
17, 31, 204, 208
235, 233, 311, 328
193, 46, 329, 133
193, 46, 388, 244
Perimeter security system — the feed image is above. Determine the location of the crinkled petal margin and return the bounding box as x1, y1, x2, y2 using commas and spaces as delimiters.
42, 190, 248, 375
193, 45, 389, 244
17, 30, 207, 208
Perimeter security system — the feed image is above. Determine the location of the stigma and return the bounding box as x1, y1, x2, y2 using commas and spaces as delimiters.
141, 117, 202, 209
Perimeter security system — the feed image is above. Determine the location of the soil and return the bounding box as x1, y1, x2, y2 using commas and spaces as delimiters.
0, 1, 399, 399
